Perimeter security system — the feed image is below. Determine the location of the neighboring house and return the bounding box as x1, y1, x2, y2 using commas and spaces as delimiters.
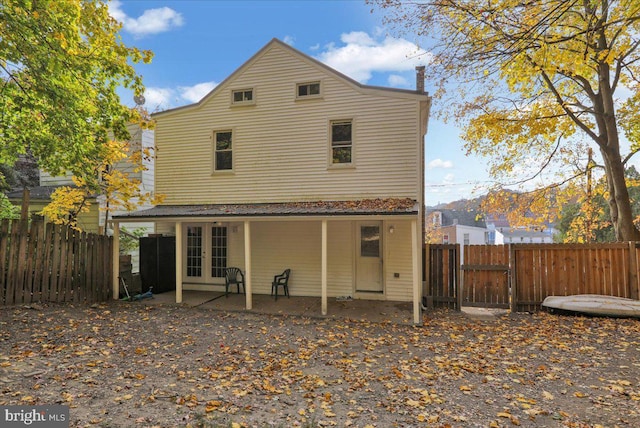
7, 124, 155, 269
428, 209, 490, 264
494, 228, 554, 244
114, 38, 432, 324
485, 213, 556, 244
428, 209, 490, 245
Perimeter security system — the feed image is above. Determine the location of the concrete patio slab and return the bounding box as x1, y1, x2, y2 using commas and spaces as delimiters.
141, 290, 418, 324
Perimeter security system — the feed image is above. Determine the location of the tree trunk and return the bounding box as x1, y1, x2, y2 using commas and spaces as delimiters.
600, 146, 640, 241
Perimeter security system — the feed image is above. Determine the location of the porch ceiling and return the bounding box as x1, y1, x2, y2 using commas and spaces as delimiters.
113, 198, 419, 221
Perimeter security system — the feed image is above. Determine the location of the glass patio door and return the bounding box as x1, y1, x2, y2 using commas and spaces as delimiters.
184, 224, 228, 283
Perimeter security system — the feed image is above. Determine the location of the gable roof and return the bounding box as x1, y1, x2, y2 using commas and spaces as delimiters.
428, 209, 486, 228
152, 38, 430, 118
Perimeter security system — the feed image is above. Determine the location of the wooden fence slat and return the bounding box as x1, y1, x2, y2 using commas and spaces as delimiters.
31, 219, 45, 303
0, 220, 10, 304
64, 228, 74, 301
5, 220, 20, 305
22, 220, 39, 304
40, 223, 53, 303
71, 229, 80, 302
15, 221, 29, 304
49, 224, 62, 302
58, 225, 69, 302
631, 242, 639, 300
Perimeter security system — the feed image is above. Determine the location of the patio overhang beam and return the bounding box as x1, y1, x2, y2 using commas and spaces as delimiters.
111, 213, 417, 224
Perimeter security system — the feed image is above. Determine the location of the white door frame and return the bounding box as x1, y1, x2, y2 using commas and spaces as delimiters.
182, 223, 228, 284
355, 220, 384, 294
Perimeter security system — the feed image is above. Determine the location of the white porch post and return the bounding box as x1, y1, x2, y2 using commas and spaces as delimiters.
112, 222, 120, 300
244, 221, 252, 310
175, 221, 183, 304
321, 220, 328, 315
412, 219, 422, 325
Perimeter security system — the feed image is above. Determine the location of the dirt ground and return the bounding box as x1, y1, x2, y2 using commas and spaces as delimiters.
1, 301, 639, 428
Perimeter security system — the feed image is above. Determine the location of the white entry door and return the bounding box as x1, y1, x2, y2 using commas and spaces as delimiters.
184, 224, 228, 283
355, 221, 383, 292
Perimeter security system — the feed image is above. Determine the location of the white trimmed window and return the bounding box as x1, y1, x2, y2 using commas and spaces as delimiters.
297, 81, 321, 98
330, 120, 352, 165
231, 88, 254, 105
214, 130, 233, 171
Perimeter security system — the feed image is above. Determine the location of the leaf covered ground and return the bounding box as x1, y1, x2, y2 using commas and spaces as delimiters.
1, 302, 639, 427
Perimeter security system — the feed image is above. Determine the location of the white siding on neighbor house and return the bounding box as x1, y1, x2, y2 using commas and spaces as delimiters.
39, 171, 74, 186
154, 43, 422, 205
384, 220, 415, 302
456, 225, 488, 246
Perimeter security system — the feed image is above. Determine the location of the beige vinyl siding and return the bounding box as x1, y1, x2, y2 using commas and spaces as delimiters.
250, 221, 321, 296
155, 44, 421, 204
141, 129, 155, 192
227, 222, 245, 269
140, 218, 413, 301
384, 220, 414, 301
327, 221, 354, 296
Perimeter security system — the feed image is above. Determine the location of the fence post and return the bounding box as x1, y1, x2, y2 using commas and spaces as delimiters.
423, 244, 430, 306
629, 242, 639, 300
509, 244, 517, 313
455, 243, 462, 311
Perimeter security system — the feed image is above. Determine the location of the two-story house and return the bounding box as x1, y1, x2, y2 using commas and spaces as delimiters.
113, 39, 431, 324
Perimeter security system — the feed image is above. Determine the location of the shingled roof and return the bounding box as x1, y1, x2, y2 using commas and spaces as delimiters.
114, 198, 419, 220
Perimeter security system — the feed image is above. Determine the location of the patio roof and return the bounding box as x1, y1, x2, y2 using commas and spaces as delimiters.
113, 198, 419, 220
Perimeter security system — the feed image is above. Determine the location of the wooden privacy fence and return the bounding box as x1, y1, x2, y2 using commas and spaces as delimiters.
0, 218, 113, 305
511, 243, 639, 312
425, 244, 460, 310
426, 243, 640, 312
463, 245, 510, 309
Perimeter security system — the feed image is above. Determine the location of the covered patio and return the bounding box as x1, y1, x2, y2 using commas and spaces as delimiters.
140, 290, 418, 325
112, 199, 423, 325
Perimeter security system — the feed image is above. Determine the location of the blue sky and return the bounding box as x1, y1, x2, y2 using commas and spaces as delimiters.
110, 0, 490, 205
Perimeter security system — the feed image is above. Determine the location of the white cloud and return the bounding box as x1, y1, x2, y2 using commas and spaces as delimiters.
109, 1, 183, 37
283, 35, 296, 46
143, 81, 218, 110
388, 74, 409, 87
427, 159, 454, 169
443, 173, 455, 184
143, 87, 175, 111
315, 31, 431, 83
341, 31, 377, 46
178, 81, 218, 103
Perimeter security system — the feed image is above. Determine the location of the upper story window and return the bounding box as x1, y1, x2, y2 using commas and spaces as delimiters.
297, 81, 321, 98
214, 130, 233, 171
231, 88, 254, 105
330, 120, 352, 165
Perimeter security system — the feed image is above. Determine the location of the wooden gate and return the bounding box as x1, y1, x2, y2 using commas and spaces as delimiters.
462, 245, 510, 308
425, 244, 460, 309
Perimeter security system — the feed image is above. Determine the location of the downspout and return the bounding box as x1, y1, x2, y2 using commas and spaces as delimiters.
416, 66, 432, 320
